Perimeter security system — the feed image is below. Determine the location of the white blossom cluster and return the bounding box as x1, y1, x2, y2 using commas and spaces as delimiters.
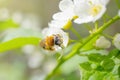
40, 0, 120, 51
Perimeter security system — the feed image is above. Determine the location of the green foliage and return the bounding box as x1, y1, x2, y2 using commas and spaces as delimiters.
101, 59, 115, 72
0, 19, 19, 31
108, 49, 120, 58
0, 37, 40, 52
88, 71, 106, 80
80, 70, 93, 80
80, 62, 92, 71
79, 48, 120, 80
0, 28, 42, 53
88, 53, 106, 63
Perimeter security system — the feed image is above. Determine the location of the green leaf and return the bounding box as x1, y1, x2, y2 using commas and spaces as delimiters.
80, 62, 92, 71
89, 71, 106, 80
108, 49, 120, 58
88, 53, 106, 63
104, 73, 120, 80
2, 28, 42, 42
0, 19, 19, 31
0, 28, 42, 53
95, 66, 104, 71
116, 53, 120, 59
0, 37, 40, 53
101, 59, 115, 72
80, 70, 93, 80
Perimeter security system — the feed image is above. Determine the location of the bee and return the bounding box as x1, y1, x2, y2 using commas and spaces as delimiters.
40, 34, 63, 51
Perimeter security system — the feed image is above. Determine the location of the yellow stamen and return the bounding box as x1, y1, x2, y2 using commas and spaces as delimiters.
63, 19, 72, 30
73, 15, 79, 20
90, 5, 102, 16
63, 16, 78, 30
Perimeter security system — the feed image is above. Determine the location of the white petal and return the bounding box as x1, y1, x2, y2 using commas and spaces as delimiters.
74, 2, 90, 17
92, 6, 106, 22
88, 0, 110, 6
113, 33, 120, 50
73, 0, 87, 5
74, 16, 94, 24
53, 10, 74, 20
49, 20, 67, 29
59, 0, 73, 11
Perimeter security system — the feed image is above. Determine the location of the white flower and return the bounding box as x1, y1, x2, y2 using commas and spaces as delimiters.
118, 10, 120, 17
48, 19, 72, 30
41, 27, 69, 51
53, 0, 109, 26
53, 0, 74, 20
74, 0, 108, 24
95, 36, 111, 49
52, 0, 76, 29
113, 33, 120, 50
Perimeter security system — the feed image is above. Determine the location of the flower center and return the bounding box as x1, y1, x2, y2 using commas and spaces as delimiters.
90, 5, 102, 16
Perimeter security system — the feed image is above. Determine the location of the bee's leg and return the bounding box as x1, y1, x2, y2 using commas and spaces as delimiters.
50, 47, 55, 51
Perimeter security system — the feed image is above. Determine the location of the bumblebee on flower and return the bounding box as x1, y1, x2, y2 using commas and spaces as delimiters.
40, 27, 69, 51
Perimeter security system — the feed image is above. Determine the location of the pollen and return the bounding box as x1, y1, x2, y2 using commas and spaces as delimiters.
73, 15, 78, 20
90, 5, 102, 16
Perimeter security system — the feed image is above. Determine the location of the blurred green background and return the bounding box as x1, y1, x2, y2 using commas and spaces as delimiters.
0, 0, 120, 80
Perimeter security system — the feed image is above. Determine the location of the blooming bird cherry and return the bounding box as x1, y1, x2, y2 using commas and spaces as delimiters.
74, 0, 109, 24
53, 0, 109, 26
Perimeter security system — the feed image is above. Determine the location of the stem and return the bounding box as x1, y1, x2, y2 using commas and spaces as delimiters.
101, 33, 113, 39
70, 27, 82, 40
95, 21, 98, 30
84, 23, 93, 31
45, 57, 64, 80
45, 15, 120, 80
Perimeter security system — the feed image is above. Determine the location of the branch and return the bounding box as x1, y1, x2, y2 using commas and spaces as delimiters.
45, 15, 120, 80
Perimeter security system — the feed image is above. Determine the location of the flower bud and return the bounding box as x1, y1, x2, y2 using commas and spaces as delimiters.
95, 36, 111, 49
113, 33, 120, 50
118, 10, 120, 17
